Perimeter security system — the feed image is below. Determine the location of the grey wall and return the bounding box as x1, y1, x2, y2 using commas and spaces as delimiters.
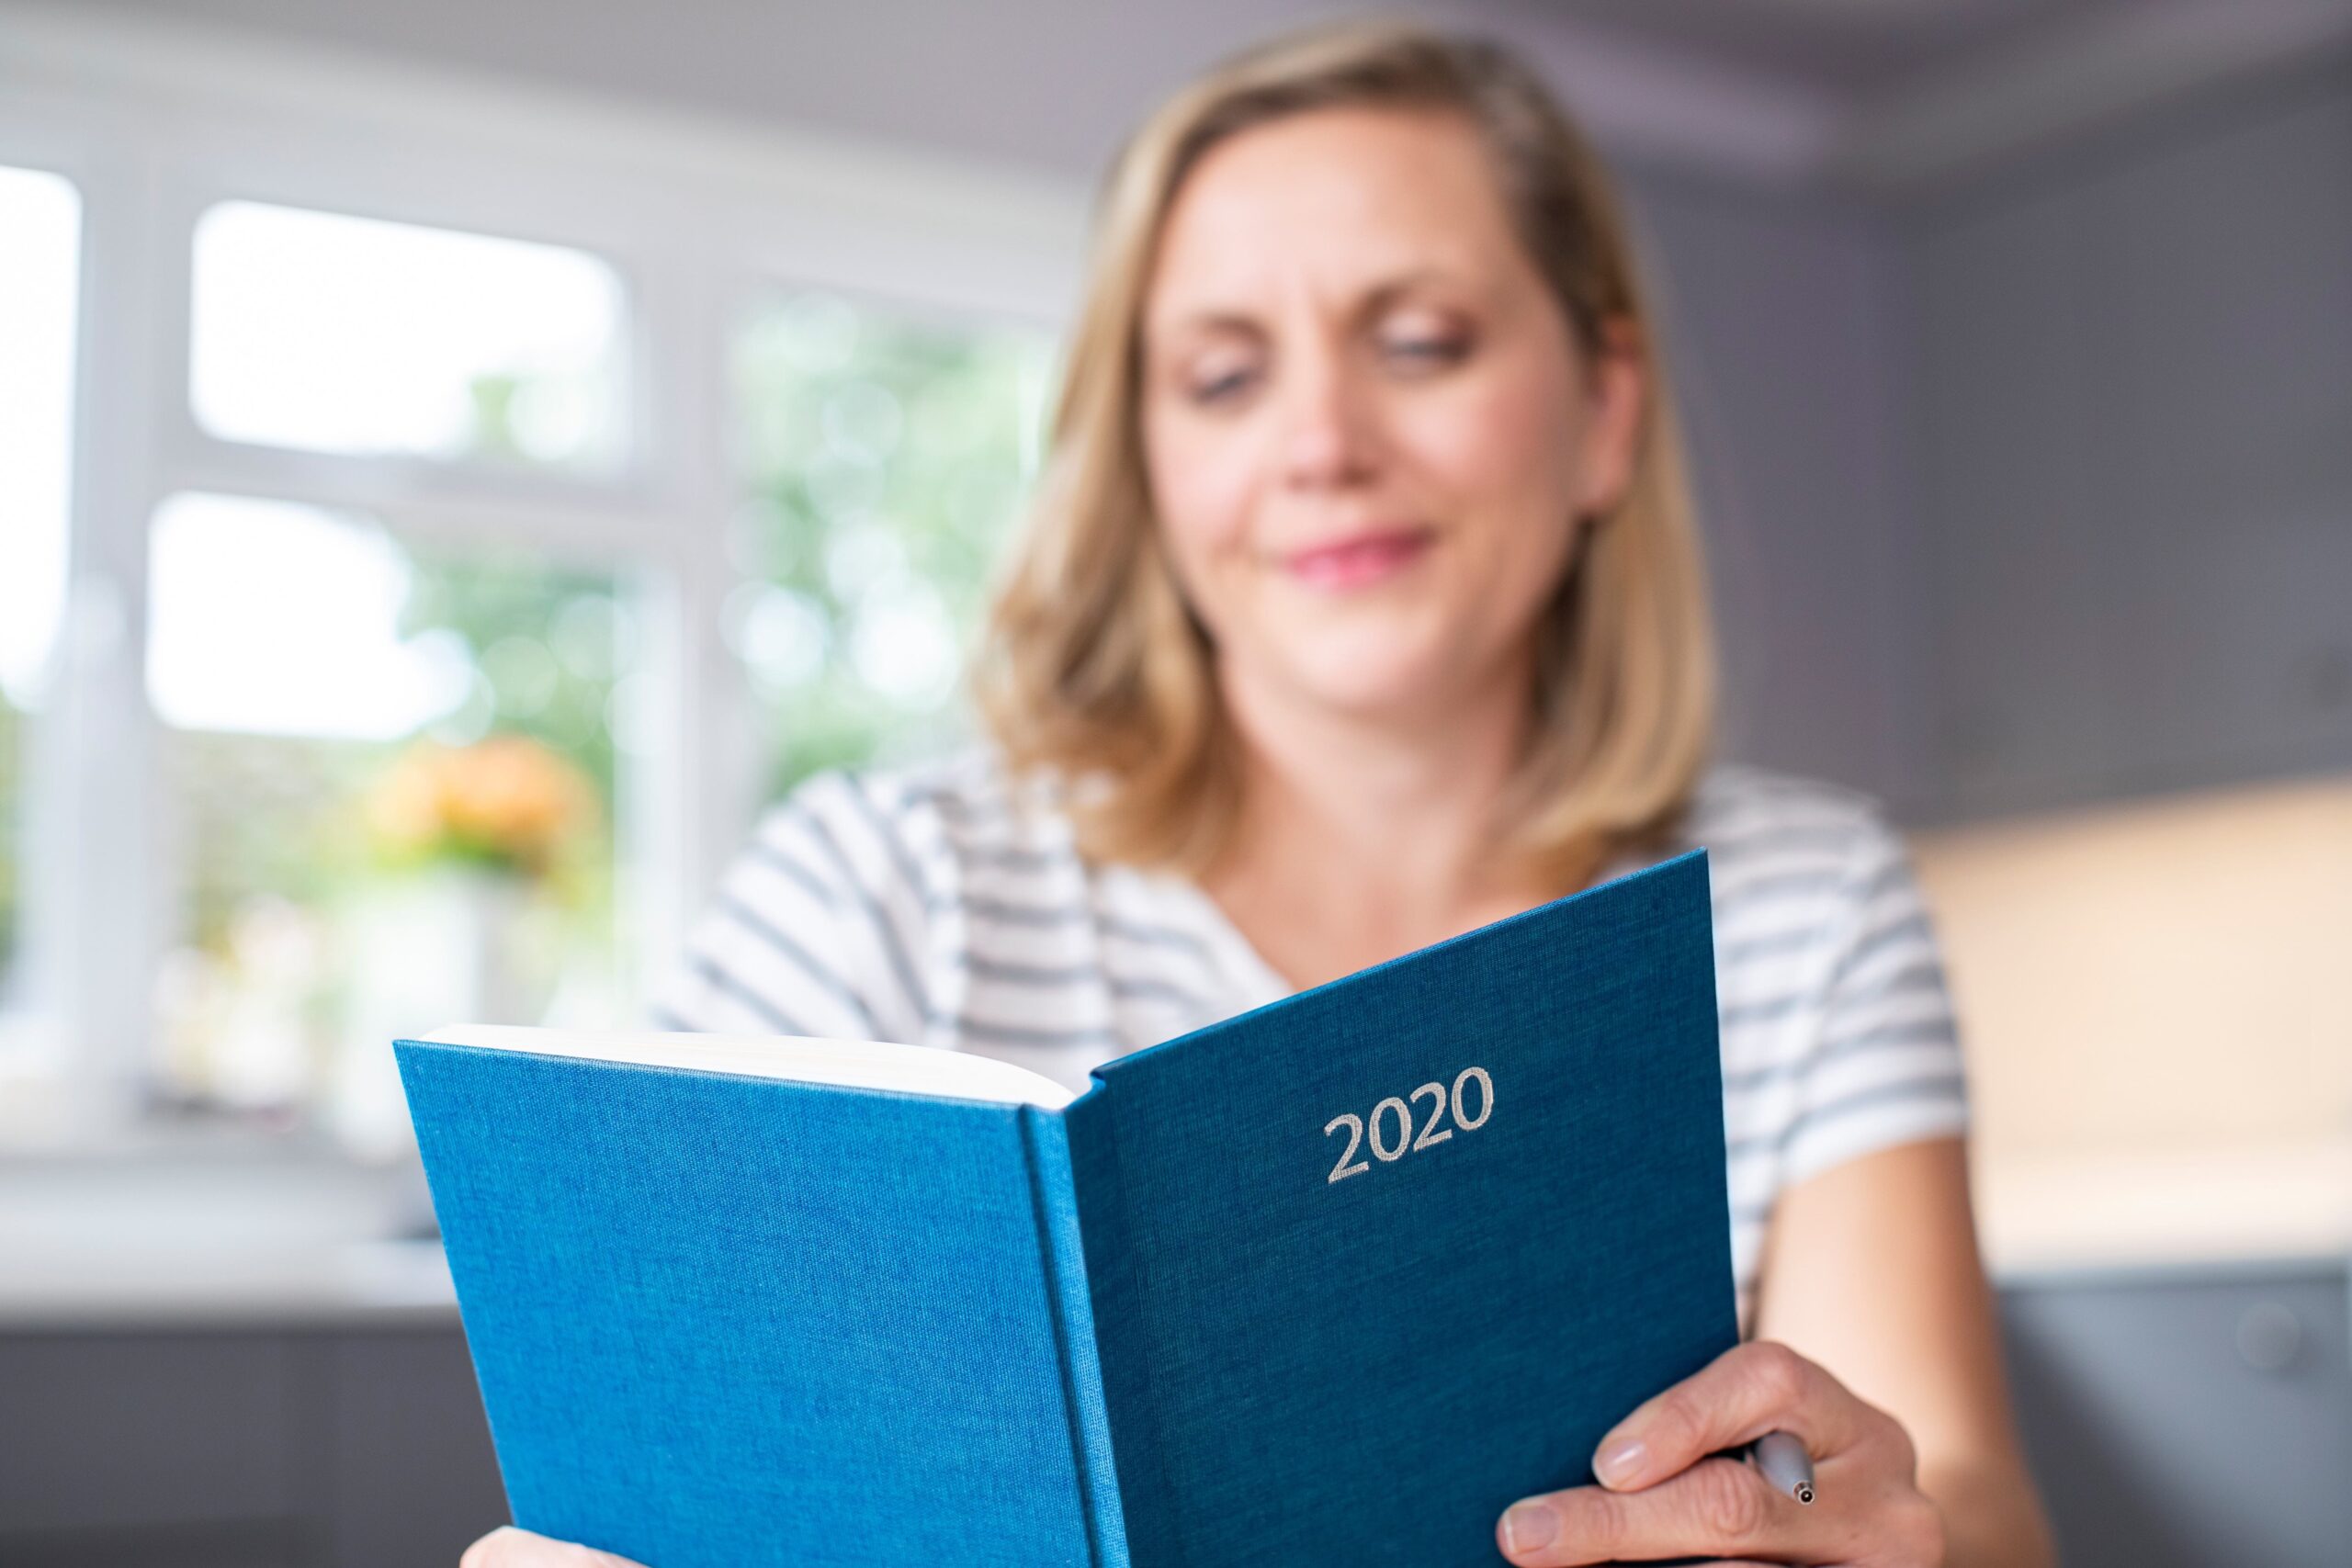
1615, 55, 2352, 828
1611, 56, 2352, 829
1625, 169, 1938, 816
1902, 62, 2352, 821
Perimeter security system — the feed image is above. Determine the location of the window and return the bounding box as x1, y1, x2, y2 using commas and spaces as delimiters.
190, 201, 629, 471
146, 494, 633, 1145
144, 199, 653, 1146
0, 165, 82, 1025
0, 34, 1083, 1148
730, 290, 1053, 795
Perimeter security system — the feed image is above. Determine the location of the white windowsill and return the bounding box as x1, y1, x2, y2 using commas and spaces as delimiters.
0, 1140, 458, 1328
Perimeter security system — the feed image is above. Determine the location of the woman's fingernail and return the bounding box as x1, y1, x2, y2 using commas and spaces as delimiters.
1502, 1500, 1558, 1552
1594, 1437, 1648, 1487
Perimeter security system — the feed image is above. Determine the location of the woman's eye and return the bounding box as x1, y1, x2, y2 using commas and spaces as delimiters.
1381, 334, 1470, 369
1187, 365, 1259, 405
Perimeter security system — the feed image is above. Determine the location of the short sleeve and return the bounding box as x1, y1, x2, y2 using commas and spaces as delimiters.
640, 772, 933, 1044
1780, 818, 1972, 1185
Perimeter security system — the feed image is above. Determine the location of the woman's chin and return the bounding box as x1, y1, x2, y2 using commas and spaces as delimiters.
1213, 602, 1519, 726
1256, 651, 1481, 727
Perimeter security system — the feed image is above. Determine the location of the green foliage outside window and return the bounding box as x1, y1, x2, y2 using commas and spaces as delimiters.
733, 293, 1052, 798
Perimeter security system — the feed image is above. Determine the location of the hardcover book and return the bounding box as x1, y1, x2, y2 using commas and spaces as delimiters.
396, 848, 1735, 1567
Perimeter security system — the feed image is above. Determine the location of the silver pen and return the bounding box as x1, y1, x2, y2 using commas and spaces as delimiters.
1747, 1428, 1815, 1504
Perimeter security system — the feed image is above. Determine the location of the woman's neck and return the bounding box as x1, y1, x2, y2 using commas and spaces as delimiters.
1202, 658, 1552, 988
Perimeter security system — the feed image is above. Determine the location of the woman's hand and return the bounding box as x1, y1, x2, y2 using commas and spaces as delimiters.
457, 1345, 1936, 1568
1495, 1340, 1946, 1566
459, 1527, 646, 1567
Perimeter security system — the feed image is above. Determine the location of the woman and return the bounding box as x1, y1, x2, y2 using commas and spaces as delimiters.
469, 22, 2052, 1567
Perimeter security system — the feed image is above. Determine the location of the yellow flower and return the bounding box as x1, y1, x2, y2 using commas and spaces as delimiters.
362, 733, 599, 879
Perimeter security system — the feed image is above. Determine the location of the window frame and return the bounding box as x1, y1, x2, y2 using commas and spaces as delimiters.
0, 7, 1084, 1141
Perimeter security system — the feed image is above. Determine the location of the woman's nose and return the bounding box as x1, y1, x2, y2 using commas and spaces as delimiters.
1277, 347, 1380, 491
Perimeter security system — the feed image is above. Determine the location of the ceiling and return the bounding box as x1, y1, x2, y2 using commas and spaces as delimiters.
1543, 0, 2352, 186
1550, 0, 2150, 96
30, 0, 2352, 191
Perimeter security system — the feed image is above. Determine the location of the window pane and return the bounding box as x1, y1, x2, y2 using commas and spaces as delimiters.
191, 201, 628, 471
0, 165, 81, 1019
147, 493, 637, 1149
731, 291, 1052, 795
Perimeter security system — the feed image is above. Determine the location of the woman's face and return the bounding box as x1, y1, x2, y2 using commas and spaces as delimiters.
1139, 107, 1643, 727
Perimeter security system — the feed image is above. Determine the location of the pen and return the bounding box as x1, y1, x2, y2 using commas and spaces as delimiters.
1747, 1429, 1815, 1504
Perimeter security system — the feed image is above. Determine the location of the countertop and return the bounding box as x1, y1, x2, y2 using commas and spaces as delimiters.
2, 1138, 2343, 1327
1974, 1138, 2351, 1280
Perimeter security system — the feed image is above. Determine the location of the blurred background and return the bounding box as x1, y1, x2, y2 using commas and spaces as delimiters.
0, 1, 2345, 1562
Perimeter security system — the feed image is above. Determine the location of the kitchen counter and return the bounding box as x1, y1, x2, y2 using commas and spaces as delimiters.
1976, 1138, 2351, 1280
3, 1136, 2343, 1325
0, 1145, 456, 1328
0, 1235, 458, 1328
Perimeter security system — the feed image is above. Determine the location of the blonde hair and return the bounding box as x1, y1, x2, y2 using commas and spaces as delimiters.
975, 20, 1715, 890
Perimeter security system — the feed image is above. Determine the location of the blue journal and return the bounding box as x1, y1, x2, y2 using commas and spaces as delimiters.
396, 849, 1735, 1567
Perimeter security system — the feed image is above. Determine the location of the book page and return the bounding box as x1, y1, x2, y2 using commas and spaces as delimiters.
417, 1024, 1079, 1110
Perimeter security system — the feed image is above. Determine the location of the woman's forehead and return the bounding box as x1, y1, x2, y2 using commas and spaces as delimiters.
1147, 109, 1523, 324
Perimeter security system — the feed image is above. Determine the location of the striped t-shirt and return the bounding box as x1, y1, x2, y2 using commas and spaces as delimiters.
645, 750, 1970, 1323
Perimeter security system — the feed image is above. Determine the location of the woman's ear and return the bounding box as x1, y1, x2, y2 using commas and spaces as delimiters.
1574, 316, 1647, 524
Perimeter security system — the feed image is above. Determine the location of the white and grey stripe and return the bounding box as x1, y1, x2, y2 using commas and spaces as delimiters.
647, 752, 1969, 1324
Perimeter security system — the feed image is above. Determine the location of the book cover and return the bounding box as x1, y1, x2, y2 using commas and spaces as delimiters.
397, 848, 1735, 1567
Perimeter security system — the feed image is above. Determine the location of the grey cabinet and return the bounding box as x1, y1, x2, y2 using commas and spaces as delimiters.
2004, 1258, 2352, 1568
323, 1332, 510, 1568
0, 1325, 504, 1568
2, 1262, 2346, 1564
0, 1335, 308, 1540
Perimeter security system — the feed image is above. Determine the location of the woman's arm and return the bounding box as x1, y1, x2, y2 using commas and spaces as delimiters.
1752, 1136, 2053, 1567
1493, 1136, 2055, 1566
460, 1527, 640, 1567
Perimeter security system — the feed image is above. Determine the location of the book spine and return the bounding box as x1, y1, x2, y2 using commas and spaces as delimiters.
1058, 1091, 1185, 1568
1021, 1104, 1132, 1568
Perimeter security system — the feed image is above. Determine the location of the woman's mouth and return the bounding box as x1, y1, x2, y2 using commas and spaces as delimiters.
1282, 526, 1436, 591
